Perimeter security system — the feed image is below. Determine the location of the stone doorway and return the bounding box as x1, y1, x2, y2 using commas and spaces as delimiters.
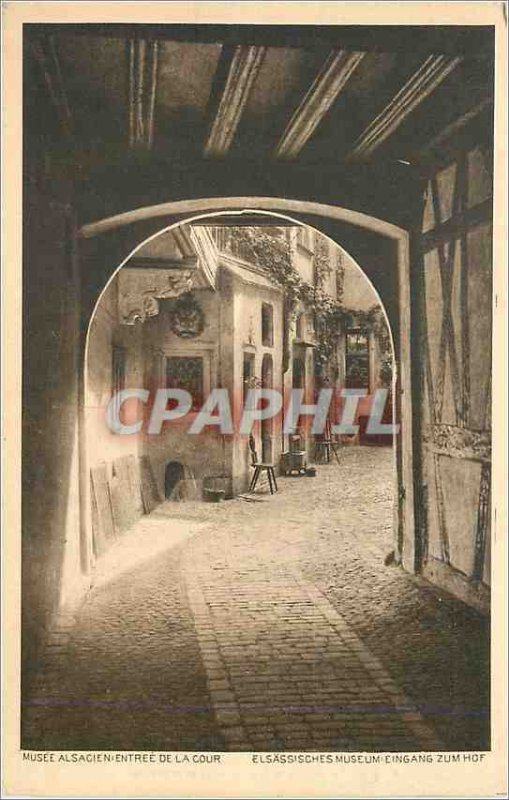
165, 461, 185, 499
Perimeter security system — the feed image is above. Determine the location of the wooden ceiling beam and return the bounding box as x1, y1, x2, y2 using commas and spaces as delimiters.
204, 45, 266, 158
416, 95, 493, 162
347, 55, 462, 162
26, 24, 495, 58
29, 36, 73, 136
128, 38, 159, 149
274, 50, 366, 160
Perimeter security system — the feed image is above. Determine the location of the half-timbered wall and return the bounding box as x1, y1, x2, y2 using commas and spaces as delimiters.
415, 145, 492, 612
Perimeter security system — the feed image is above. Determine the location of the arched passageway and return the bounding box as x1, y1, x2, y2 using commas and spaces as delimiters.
79, 205, 410, 570
23, 216, 446, 755
21, 200, 491, 757
82, 211, 400, 577
18, 18, 495, 764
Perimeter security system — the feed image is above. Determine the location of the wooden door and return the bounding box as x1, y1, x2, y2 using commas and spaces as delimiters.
414, 146, 492, 611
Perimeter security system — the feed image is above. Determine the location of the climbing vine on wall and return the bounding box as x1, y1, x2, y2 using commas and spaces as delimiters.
228, 227, 351, 373
225, 227, 300, 303
335, 251, 345, 304
313, 234, 333, 290
223, 227, 392, 386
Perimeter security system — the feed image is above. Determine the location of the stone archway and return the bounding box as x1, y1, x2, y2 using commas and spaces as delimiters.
79, 202, 411, 600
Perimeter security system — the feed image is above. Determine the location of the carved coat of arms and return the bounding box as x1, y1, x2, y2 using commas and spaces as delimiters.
170, 293, 205, 338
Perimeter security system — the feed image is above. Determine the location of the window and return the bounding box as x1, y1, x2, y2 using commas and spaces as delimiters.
292, 357, 305, 389
345, 330, 370, 390
166, 356, 204, 411
261, 303, 274, 347
242, 352, 256, 405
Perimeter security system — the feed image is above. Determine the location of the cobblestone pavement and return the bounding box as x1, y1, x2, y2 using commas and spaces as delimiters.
22, 539, 221, 751
23, 447, 489, 752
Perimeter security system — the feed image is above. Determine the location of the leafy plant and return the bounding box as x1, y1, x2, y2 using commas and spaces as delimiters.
221, 227, 392, 386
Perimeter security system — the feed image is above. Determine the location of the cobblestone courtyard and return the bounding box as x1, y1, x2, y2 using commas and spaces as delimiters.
23, 447, 490, 752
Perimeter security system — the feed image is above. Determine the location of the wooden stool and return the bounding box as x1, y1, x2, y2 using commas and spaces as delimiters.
314, 438, 341, 464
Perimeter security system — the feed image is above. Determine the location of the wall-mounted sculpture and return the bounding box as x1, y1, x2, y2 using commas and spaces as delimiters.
170, 293, 205, 338
118, 268, 195, 325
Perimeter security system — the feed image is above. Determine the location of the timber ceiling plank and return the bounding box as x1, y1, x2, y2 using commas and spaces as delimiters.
29, 36, 73, 137
204, 45, 266, 158
376, 56, 494, 166
47, 33, 129, 155
27, 24, 495, 58
290, 50, 421, 165
24, 26, 494, 174
347, 55, 462, 162
274, 49, 366, 160
128, 38, 159, 149
229, 46, 327, 159
414, 96, 494, 167
154, 41, 222, 156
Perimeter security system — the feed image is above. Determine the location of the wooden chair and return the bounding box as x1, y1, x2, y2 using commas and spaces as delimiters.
248, 434, 278, 494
